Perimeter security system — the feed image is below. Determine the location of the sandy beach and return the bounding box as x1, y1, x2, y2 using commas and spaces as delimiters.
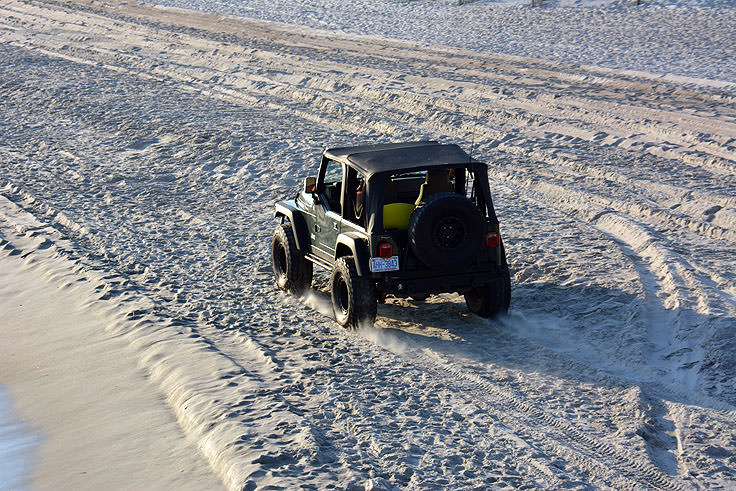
1, 0, 734, 488
0, 238, 221, 490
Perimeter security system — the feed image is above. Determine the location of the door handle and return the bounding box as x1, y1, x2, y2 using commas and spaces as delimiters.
333, 223, 339, 230
314, 224, 321, 232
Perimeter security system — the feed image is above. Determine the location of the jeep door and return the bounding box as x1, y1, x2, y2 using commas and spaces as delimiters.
308, 158, 343, 262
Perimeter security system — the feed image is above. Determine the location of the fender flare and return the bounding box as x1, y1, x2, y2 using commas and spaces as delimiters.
335, 232, 370, 277
274, 201, 309, 252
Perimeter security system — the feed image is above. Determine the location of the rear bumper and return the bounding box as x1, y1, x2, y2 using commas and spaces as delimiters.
374, 267, 507, 296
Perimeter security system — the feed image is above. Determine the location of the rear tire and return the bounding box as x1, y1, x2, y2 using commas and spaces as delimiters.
272, 224, 312, 294
464, 269, 511, 318
330, 257, 377, 328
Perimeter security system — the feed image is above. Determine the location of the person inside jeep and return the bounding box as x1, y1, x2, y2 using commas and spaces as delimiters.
415, 168, 453, 205
354, 176, 365, 220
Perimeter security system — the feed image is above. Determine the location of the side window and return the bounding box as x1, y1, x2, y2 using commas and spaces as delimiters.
346, 169, 365, 226
464, 169, 476, 201
463, 168, 487, 217
322, 160, 343, 213
324, 160, 342, 186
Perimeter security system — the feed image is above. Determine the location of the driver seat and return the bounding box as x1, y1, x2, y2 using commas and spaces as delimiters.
415, 169, 451, 205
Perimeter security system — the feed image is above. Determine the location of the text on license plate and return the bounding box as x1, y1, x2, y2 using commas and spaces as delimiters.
370, 256, 399, 272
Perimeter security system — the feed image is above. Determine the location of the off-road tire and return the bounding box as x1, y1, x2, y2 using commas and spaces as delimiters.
330, 257, 377, 328
464, 268, 511, 318
272, 224, 312, 294
408, 192, 485, 272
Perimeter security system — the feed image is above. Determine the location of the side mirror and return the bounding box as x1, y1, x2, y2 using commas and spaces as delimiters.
303, 176, 316, 194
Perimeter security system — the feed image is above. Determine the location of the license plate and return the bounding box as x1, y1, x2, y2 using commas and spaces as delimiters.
370, 256, 399, 272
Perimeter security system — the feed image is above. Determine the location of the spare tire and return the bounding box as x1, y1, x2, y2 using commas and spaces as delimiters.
408, 192, 485, 272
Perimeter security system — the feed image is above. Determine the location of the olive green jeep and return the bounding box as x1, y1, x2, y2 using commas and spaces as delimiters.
273, 141, 510, 328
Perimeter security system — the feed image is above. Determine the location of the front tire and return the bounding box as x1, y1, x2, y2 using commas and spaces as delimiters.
272, 224, 312, 294
464, 269, 511, 318
330, 257, 377, 328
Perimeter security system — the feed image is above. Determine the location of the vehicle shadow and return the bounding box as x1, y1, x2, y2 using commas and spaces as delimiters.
367, 281, 736, 479
307, 276, 735, 412
296, 276, 736, 479
374, 282, 736, 413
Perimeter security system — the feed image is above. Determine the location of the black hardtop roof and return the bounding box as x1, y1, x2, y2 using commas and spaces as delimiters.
323, 141, 482, 177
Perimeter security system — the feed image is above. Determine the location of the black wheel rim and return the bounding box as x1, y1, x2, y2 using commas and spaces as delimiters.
336, 275, 349, 317
433, 216, 467, 251
275, 242, 287, 279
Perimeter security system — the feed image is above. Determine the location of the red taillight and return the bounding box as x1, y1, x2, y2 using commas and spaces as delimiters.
485, 232, 499, 248
378, 242, 393, 259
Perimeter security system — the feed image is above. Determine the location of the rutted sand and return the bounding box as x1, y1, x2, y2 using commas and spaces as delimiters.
0, 0, 734, 489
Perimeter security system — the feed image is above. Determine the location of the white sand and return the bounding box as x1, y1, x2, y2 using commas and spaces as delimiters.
0, 0, 734, 488
0, 250, 221, 490
146, 0, 736, 83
